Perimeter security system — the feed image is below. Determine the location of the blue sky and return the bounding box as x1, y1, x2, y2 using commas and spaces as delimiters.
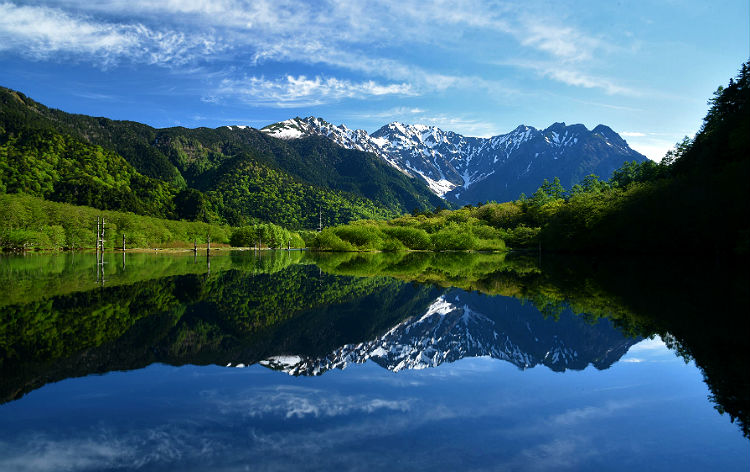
0, 1, 747, 161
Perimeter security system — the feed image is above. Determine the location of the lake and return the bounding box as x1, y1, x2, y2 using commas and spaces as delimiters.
0, 250, 747, 471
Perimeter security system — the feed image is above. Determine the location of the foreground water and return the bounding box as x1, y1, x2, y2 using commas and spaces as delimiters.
0, 251, 747, 471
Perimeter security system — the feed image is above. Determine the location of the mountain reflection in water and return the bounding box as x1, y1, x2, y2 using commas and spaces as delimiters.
261, 289, 638, 376
0, 250, 747, 471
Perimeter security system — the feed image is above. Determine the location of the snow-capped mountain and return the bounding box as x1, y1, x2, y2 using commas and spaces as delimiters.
260, 117, 647, 203
258, 289, 640, 376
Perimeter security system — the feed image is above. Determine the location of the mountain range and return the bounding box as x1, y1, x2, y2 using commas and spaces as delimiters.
260, 288, 639, 375
262, 117, 648, 203
1, 85, 646, 228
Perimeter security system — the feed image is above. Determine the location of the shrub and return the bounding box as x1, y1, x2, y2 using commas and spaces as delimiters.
476, 202, 524, 228
500, 225, 540, 247
431, 224, 476, 251
310, 229, 356, 251
382, 226, 432, 250
475, 238, 506, 251
333, 225, 384, 249
381, 237, 406, 251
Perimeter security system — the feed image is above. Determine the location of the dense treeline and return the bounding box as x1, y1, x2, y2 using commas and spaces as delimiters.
206, 157, 395, 228
0, 87, 443, 229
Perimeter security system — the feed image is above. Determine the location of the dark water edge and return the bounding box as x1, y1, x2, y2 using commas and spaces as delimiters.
0, 251, 747, 471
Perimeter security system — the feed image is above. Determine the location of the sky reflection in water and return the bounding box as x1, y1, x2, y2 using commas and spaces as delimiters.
0, 253, 747, 471
0, 336, 746, 471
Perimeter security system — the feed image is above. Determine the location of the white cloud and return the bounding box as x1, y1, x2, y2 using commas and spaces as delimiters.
215, 75, 416, 107
542, 67, 638, 96
550, 401, 635, 426
623, 139, 676, 162
0, 2, 221, 66
621, 131, 647, 137
517, 20, 602, 63
207, 385, 413, 419
0, 0, 624, 97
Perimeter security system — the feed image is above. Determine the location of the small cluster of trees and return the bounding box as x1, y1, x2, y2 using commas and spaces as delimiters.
308, 208, 509, 252
229, 223, 305, 249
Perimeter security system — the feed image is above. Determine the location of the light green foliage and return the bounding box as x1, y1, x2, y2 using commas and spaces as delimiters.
431, 223, 476, 251
569, 174, 610, 196
310, 206, 508, 252
609, 160, 667, 188
0, 129, 177, 218
0, 193, 230, 250
229, 223, 305, 248
475, 202, 524, 228
381, 226, 432, 250
309, 229, 356, 251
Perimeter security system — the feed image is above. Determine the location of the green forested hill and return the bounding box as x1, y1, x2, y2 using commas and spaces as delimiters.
0, 87, 444, 229
0, 128, 177, 218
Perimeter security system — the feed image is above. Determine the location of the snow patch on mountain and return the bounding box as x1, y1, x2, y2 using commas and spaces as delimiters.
257, 117, 646, 200
252, 293, 639, 376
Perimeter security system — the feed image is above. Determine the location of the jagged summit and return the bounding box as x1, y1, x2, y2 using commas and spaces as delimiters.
255, 290, 640, 376
258, 117, 647, 202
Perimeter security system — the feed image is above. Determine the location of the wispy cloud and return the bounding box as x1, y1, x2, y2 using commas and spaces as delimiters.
0, 2, 221, 66
0, 0, 627, 99
353, 107, 427, 119
550, 401, 636, 426
502, 59, 639, 96
517, 19, 604, 63
213, 75, 416, 107
208, 385, 413, 418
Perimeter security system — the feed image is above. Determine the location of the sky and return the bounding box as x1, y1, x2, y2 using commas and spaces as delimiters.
0, 1, 747, 161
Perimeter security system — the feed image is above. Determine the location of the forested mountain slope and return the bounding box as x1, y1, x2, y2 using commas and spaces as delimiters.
0, 87, 443, 228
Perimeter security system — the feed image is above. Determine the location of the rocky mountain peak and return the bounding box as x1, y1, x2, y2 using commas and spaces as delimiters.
258, 117, 647, 202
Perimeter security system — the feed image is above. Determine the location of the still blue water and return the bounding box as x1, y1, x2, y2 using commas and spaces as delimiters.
0, 252, 746, 471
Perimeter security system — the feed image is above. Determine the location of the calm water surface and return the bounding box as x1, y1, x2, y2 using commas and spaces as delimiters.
0, 251, 747, 471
